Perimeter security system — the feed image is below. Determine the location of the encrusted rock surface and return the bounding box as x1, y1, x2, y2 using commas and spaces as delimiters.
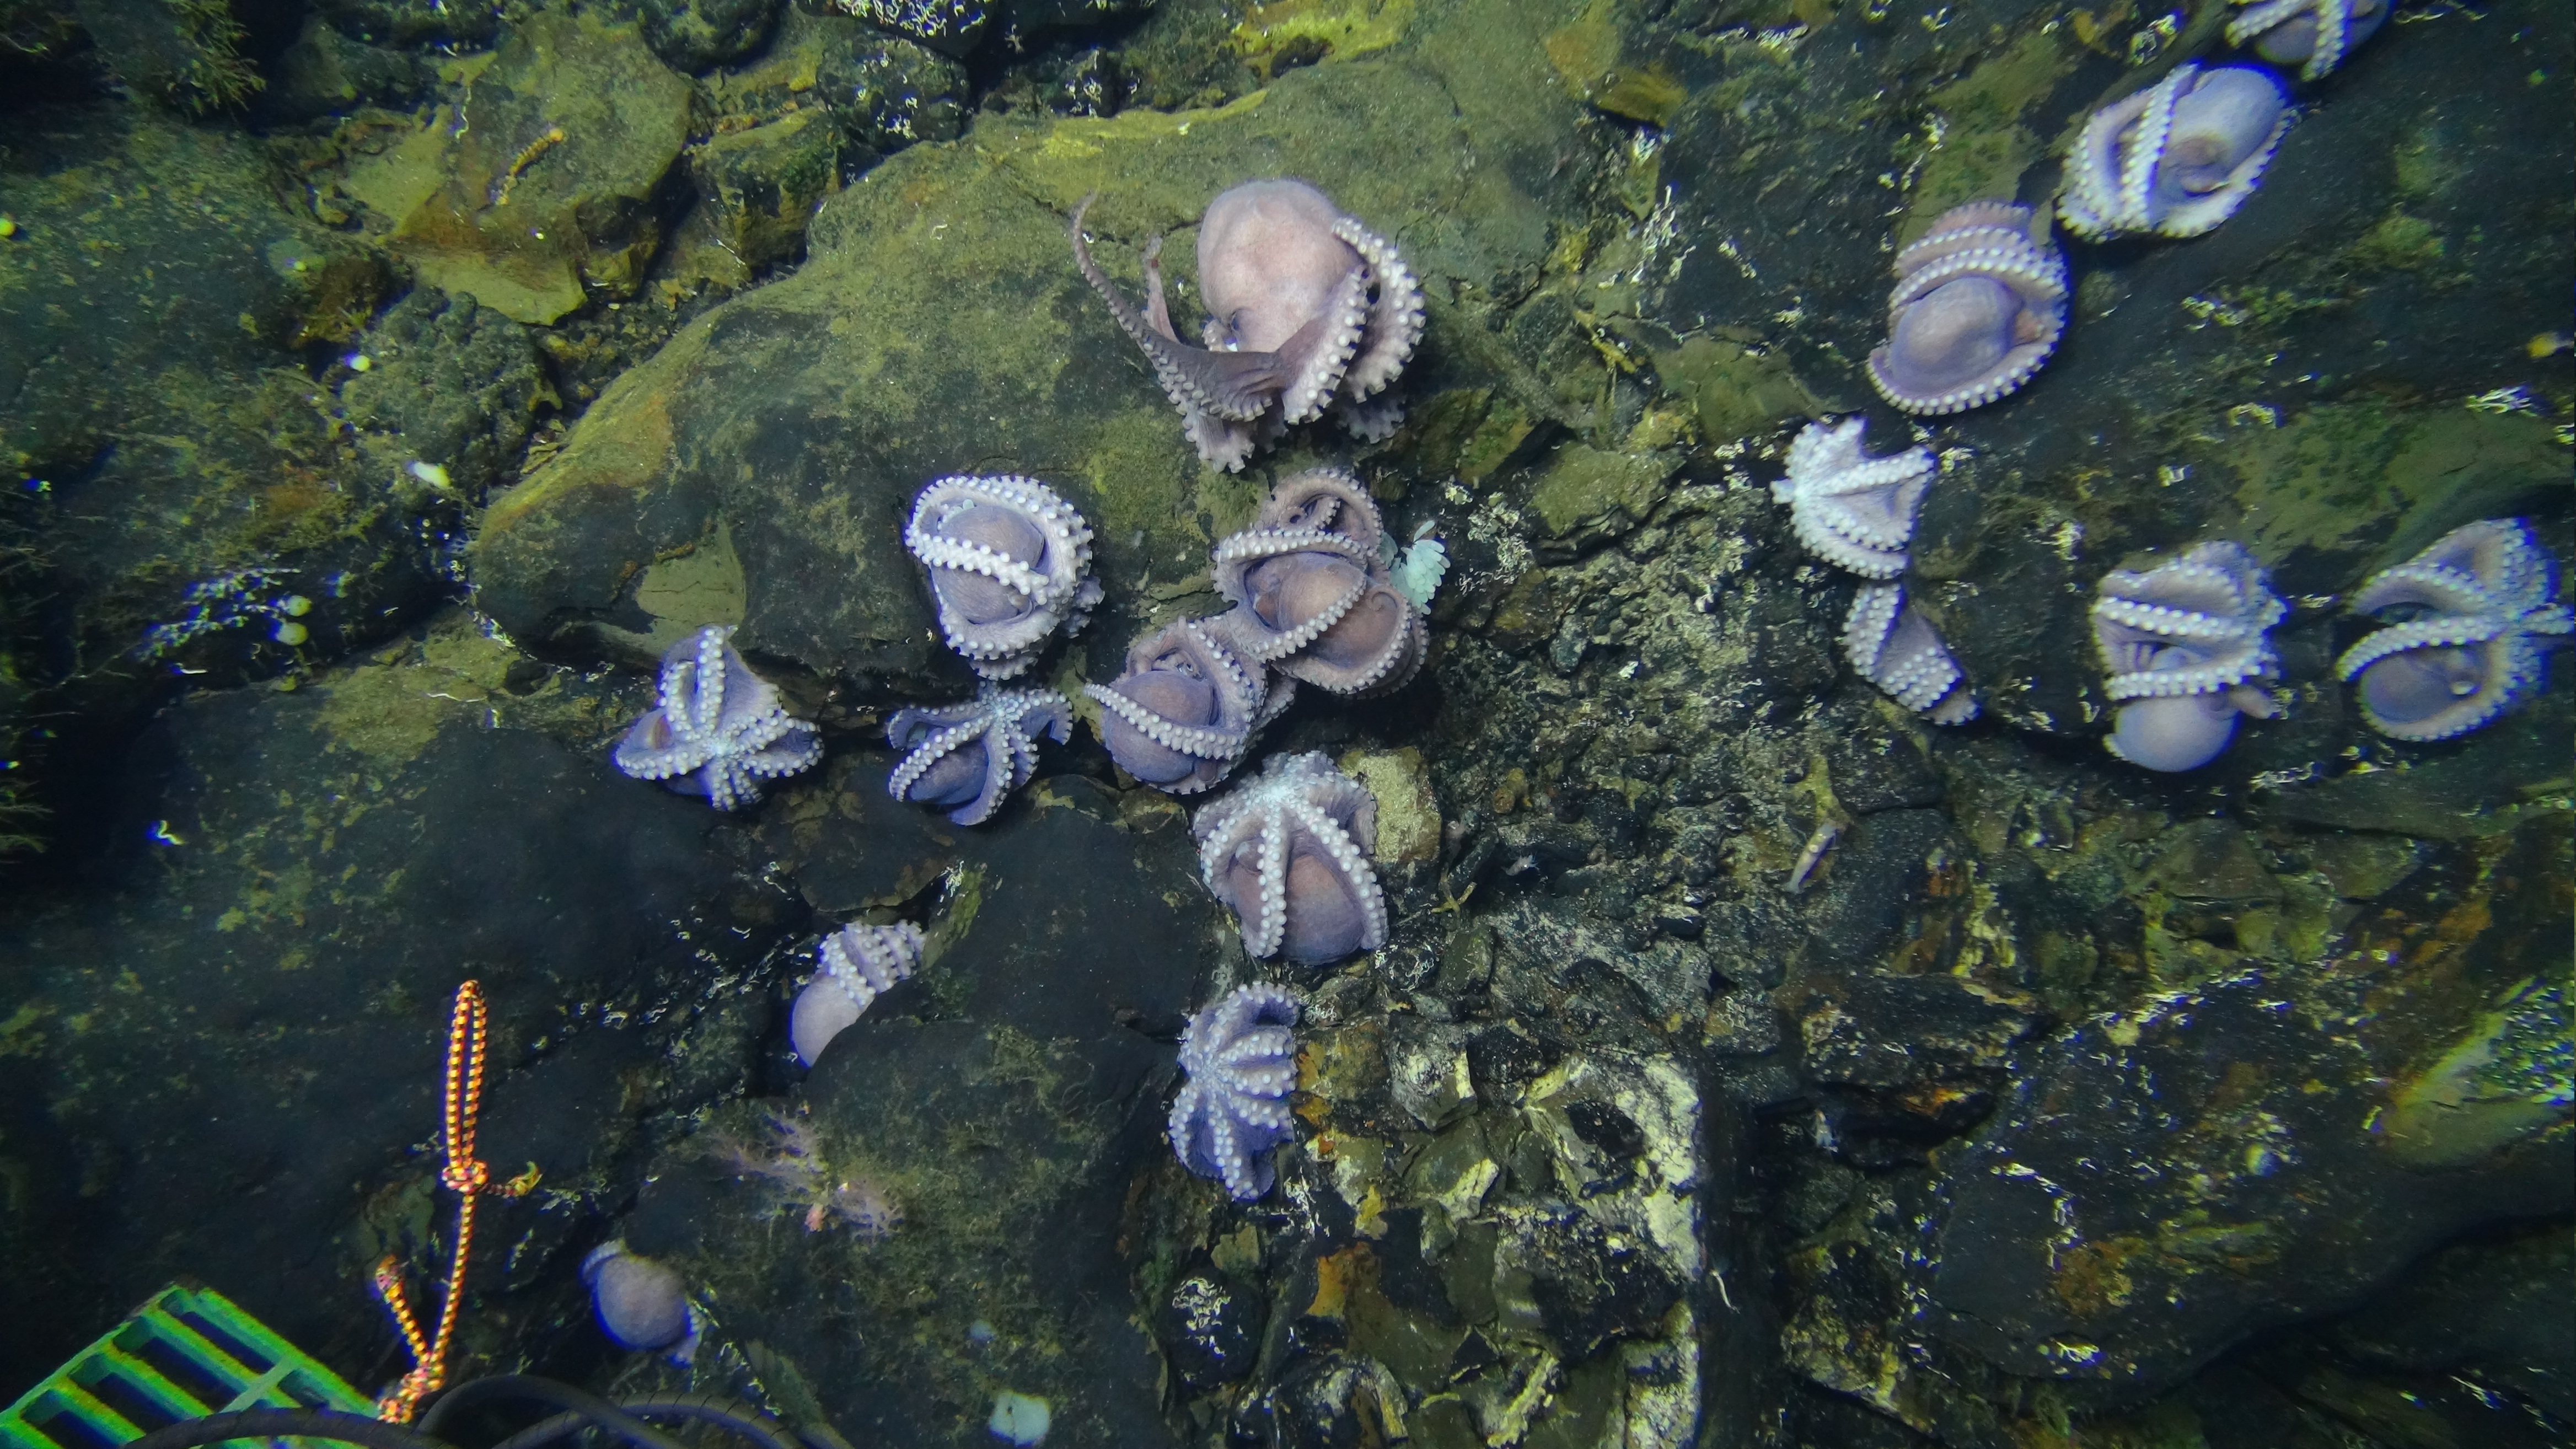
0, 0, 2567, 1445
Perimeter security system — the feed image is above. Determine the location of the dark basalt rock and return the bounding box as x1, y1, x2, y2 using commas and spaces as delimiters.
2322, 1222, 2574, 1425
639, 0, 780, 71
260, 17, 436, 119
342, 287, 550, 502
0, 623, 786, 1384
1157, 1269, 1268, 1392
313, 0, 498, 48
1924, 969, 2573, 1402
651, 795, 1208, 1446
1495, 1203, 1686, 1360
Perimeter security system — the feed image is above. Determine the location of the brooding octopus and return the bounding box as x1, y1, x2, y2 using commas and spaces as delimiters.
2091, 540, 2285, 771
1193, 752, 1387, 966
2228, 0, 2386, 80
1844, 584, 1978, 726
884, 685, 1071, 826
1071, 181, 1425, 470
2060, 63, 2291, 242
1773, 417, 1935, 578
614, 625, 822, 811
1211, 467, 1426, 696
904, 474, 1100, 680
1867, 202, 2068, 416
1085, 617, 1286, 796
2336, 519, 2570, 742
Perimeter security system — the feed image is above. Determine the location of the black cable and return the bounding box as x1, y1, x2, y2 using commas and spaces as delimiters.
487, 1396, 801, 1449
123, 1409, 459, 1449
417, 1376, 694, 1449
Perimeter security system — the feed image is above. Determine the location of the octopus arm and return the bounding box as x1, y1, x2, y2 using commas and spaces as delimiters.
1071, 198, 1286, 423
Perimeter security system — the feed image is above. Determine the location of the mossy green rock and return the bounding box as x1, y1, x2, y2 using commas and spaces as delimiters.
1526, 442, 1682, 556
471, 31, 1579, 686
690, 109, 841, 270
373, 12, 695, 324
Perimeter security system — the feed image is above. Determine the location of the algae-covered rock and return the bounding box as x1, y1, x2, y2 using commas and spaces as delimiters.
689, 110, 841, 270
260, 17, 435, 121
640, 0, 780, 72
1525, 442, 1683, 557
702, 8, 968, 160
342, 287, 552, 500
471, 46, 1576, 688
0, 109, 460, 726
0, 610, 787, 1383
1915, 809, 2575, 1408
352, 12, 696, 324
630, 798, 1208, 1446
314, 0, 498, 48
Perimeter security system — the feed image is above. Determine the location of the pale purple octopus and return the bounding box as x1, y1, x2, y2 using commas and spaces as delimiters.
2228, 0, 2386, 80
1866, 202, 2067, 416
1194, 752, 1386, 965
886, 685, 1071, 826
2091, 541, 2285, 771
582, 1242, 697, 1360
1844, 584, 1978, 725
1071, 181, 1425, 471
904, 474, 1101, 680
1086, 617, 1287, 795
1168, 983, 1300, 1202
2060, 63, 2292, 242
791, 921, 924, 1067
1211, 468, 1426, 696
614, 625, 822, 810
2335, 519, 2571, 742
1773, 418, 1935, 578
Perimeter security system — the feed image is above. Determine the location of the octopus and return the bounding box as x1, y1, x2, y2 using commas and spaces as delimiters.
790, 921, 925, 1068
2091, 540, 2286, 771
1167, 983, 1301, 1203
1193, 752, 1387, 965
2228, 0, 2386, 80
904, 474, 1101, 680
1086, 616, 1287, 795
1867, 201, 2068, 415
2335, 518, 2571, 742
582, 1242, 697, 1361
885, 685, 1071, 826
1773, 418, 1936, 578
2060, 62, 2293, 243
1071, 181, 1425, 471
613, 625, 822, 811
1210, 467, 1426, 695
1844, 583, 1978, 725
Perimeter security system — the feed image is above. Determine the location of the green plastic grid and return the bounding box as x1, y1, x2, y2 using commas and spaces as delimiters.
1, 1284, 374, 1449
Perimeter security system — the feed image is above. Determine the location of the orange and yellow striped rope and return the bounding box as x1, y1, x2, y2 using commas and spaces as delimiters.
371, 981, 539, 1423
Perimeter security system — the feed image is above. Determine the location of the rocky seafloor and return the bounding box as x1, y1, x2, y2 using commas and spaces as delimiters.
0, 0, 2568, 1444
